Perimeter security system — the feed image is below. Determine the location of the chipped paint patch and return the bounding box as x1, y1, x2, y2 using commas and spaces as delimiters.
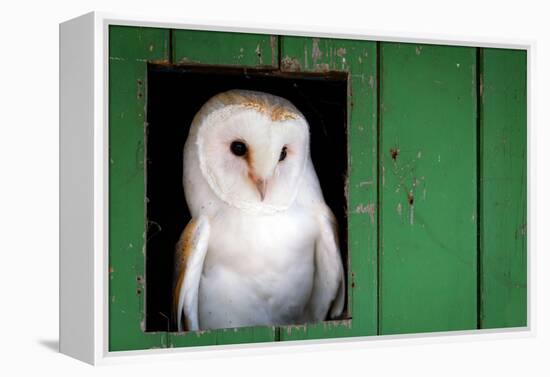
355, 203, 376, 224
351, 73, 366, 84
515, 223, 527, 238
237, 47, 245, 60
270, 35, 277, 66
311, 38, 322, 65
359, 180, 373, 187
177, 57, 201, 65
281, 56, 301, 72
368, 75, 375, 88
314, 63, 330, 72
284, 323, 308, 336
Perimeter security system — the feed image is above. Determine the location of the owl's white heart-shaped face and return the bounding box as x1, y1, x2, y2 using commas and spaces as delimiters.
191, 91, 310, 213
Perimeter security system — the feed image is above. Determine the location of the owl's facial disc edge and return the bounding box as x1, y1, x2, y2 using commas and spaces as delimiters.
193, 105, 309, 214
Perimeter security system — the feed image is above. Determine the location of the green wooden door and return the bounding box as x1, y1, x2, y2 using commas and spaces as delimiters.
108, 25, 527, 352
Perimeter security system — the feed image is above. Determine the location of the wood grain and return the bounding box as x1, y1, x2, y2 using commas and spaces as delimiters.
480, 48, 527, 329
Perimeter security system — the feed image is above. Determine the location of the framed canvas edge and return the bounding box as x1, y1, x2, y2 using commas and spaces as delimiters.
100, 327, 532, 365
58, 10, 536, 365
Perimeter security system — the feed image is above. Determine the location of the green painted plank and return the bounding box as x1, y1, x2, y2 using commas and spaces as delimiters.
279, 37, 378, 340
109, 25, 171, 351
480, 48, 527, 329
172, 29, 278, 67
379, 43, 478, 334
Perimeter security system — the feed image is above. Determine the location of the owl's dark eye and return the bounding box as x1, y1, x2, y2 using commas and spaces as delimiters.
230, 141, 248, 157
279, 146, 288, 162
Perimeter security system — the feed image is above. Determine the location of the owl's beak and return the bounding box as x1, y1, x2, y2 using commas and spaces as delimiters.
248, 156, 274, 201
255, 179, 268, 201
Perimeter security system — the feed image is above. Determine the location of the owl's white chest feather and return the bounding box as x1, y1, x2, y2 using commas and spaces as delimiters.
198, 204, 318, 329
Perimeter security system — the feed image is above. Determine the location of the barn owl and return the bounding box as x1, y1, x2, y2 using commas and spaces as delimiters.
173, 89, 345, 331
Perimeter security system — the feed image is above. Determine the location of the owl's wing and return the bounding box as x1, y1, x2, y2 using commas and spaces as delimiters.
173, 216, 210, 332
308, 205, 345, 322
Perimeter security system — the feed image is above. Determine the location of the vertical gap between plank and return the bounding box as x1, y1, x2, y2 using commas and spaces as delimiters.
476, 47, 483, 330
168, 29, 174, 64
274, 326, 281, 341
277, 35, 282, 69
376, 41, 382, 336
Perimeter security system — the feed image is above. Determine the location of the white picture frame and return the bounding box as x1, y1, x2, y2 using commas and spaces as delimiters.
59, 11, 534, 365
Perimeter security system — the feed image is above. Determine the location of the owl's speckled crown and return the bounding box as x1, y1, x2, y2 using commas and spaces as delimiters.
197, 89, 302, 123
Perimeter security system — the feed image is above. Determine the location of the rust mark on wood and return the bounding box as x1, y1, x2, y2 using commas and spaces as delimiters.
407, 191, 415, 225
255, 43, 263, 65
390, 148, 399, 161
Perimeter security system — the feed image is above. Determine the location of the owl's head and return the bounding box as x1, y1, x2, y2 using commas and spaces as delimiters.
184, 90, 311, 214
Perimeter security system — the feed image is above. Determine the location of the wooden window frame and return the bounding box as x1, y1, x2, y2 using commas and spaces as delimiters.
108, 26, 378, 351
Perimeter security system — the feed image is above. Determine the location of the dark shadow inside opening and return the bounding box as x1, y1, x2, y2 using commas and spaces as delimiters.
146, 64, 348, 331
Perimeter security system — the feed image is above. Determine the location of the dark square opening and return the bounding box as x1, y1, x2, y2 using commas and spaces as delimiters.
145, 64, 348, 331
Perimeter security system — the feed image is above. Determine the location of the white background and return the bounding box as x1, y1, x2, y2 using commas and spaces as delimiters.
1, 0, 548, 375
